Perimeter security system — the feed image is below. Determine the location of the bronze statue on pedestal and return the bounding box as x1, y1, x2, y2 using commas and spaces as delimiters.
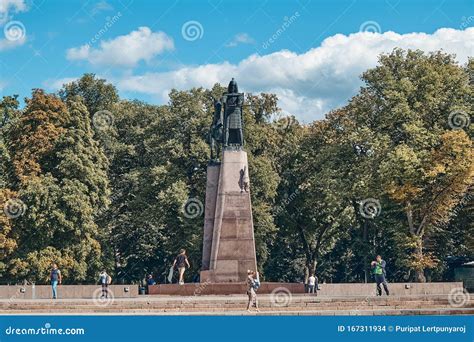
208, 78, 244, 162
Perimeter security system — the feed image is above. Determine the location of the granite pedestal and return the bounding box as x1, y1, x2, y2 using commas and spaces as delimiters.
201, 150, 257, 283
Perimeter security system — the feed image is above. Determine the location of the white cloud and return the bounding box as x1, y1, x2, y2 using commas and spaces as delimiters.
0, 80, 6, 93
66, 27, 174, 67
226, 33, 255, 47
67, 45, 90, 60
43, 77, 79, 91
0, 35, 25, 51
0, 0, 27, 24
90, 0, 113, 16
116, 28, 474, 122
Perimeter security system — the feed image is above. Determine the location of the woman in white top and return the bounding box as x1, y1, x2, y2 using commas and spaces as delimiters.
99, 270, 112, 298
246, 270, 260, 312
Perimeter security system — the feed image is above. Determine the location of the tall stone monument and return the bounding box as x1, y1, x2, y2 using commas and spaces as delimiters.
201, 78, 257, 282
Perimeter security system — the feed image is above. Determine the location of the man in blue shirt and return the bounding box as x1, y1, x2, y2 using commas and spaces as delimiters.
50, 263, 62, 299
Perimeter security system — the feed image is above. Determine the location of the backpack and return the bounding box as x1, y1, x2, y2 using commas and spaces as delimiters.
253, 272, 261, 290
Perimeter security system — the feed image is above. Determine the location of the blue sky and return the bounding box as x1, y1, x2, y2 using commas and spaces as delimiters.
0, 0, 473, 121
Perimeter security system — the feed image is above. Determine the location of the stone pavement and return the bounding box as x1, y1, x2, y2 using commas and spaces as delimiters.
0, 294, 472, 315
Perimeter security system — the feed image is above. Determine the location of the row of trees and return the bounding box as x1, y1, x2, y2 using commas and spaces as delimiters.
0, 49, 472, 285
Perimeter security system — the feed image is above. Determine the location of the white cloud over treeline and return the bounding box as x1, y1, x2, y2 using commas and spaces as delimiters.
65, 27, 474, 121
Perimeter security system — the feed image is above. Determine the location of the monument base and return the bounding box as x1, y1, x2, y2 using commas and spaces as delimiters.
202, 149, 257, 283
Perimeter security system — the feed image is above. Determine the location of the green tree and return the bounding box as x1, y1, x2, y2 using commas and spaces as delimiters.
0, 96, 21, 278
346, 49, 473, 281
59, 73, 119, 117
5, 90, 109, 283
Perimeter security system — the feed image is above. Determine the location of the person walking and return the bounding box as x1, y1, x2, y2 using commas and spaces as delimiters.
246, 270, 260, 312
307, 273, 318, 295
172, 249, 190, 285
99, 270, 112, 298
50, 263, 62, 299
371, 255, 389, 296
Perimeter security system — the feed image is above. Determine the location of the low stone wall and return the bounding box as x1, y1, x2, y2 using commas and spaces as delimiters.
316, 282, 464, 296
149, 282, 463, 296
0, 282, 462, 298
0, 285, 138, 299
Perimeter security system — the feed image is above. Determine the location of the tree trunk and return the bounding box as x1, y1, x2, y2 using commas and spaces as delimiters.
363, 221, 368, 283
353, 198, 369, 283
309, 259, 317, 277
414, 236, 426, 283
304, 259, 317, 286
304, 265, 309, 286
406, 202, 426, 282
